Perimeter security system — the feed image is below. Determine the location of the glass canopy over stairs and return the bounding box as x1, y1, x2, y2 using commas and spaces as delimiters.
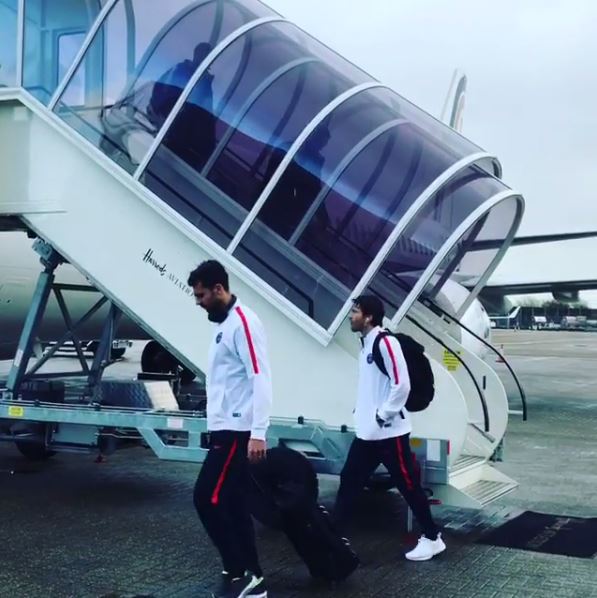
0, 0, 523, 339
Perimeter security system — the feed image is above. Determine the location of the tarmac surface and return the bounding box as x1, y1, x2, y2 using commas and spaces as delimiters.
1, 330, 596, 597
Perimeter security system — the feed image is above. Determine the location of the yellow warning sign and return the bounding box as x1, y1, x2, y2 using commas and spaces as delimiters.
8, 406, 24, 418
443, 349, 461, 371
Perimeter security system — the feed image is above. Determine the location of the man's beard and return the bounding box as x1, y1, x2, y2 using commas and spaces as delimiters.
207, 295, 236, 323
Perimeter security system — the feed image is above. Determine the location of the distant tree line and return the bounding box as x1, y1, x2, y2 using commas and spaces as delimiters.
517, 298, 588, 309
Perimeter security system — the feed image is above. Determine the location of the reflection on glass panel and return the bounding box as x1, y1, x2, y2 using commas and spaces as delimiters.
0, 0, 17, 88
205, 62, 365, 210
23, 0, 107, 104
144, 21, 309, 247
390, 90, 486, 170
204, 35, 371, 208
54, 0, 271, 173
235, 122, 460, 327
366, 167, 509, 319
257, 87, 399, 240
144, 20, 370, 248
425, 196, 520, 311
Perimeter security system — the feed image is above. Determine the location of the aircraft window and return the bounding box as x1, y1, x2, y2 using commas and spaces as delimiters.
23, 0, 108, 104
143, 20, 370, 248
0, 0, 17, 88
53, 0, 271, 173
366, 166, 510, 319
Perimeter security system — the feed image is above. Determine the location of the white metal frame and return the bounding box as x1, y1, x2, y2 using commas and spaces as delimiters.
227, 82, 387, 253
133, 15, 285, 180
326, 151, 497, 335
15, 0, 24, 86
48, 0, 118, 110
201, 56, 319, 176
288, 117, 407, 246
0, 89, 20, 101
390, 190, 523, 328
456, 197, 525, 317
122, 0, 136, 74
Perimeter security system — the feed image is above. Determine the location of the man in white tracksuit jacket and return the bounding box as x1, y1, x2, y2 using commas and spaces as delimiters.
188, 260, 271, 598
333, 294, 446, 562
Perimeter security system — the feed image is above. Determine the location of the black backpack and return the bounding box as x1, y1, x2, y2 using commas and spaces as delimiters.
371, 331, 435, 412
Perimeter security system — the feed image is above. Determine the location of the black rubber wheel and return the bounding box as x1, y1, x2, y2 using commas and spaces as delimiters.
141, 341, 196, 384
110, 347, 126, 360
15, 441, 56, 461
87, 341, 100, 356
179, 368, 196, 386
141, 341, 167, 372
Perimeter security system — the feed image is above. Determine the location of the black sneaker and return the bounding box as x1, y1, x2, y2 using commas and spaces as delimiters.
222, 573, 267, 598
211, 571, 232, 598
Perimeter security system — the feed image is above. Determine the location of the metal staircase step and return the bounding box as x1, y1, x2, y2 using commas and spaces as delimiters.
451, 454, 486, 474
461, 479, 517, 506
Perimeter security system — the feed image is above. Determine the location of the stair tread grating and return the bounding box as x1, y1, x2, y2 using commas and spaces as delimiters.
451, 454, 486, 472
463, 479, 517, 504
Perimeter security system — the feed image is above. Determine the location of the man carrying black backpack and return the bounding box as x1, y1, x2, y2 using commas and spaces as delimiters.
333, 295, 446, 561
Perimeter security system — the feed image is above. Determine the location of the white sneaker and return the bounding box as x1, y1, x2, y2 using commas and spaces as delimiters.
405, 533, 446, 561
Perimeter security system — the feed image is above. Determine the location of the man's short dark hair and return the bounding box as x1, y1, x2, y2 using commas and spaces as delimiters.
353, 294, 384, 326
193, 42, 212, 65
187, 260, 229, 291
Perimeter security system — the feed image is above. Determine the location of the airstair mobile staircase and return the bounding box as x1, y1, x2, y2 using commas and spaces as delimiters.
0, 0, 524, 509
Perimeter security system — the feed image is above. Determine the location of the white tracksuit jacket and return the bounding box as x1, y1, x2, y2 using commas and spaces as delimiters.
354, 325, 412, 441
206, 299, 272, 440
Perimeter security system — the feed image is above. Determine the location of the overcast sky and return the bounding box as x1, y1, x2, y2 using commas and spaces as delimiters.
267, 0, 597, 303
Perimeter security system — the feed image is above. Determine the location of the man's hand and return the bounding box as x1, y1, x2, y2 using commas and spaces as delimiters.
375, 410, 386, 428
248, 438, 267, 463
